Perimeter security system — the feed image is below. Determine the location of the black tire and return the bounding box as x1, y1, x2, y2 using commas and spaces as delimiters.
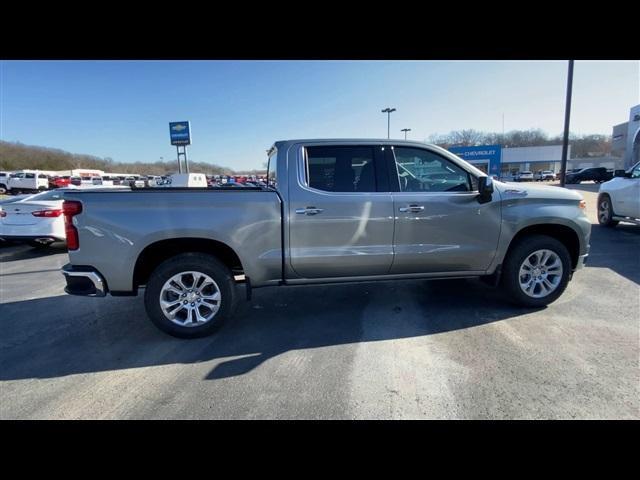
597, 193, 619, 227
144, 253, 237, 339
501, 235, 572, 308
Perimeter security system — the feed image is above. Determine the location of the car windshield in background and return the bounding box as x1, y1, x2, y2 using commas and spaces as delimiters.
25, 189, 69, 201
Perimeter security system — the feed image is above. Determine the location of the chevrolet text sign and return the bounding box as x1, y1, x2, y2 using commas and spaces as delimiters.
169, 121, 191, 145
448, 144, 502, 175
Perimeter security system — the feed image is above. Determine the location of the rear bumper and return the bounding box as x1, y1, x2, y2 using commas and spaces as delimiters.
62, 264, 107, 297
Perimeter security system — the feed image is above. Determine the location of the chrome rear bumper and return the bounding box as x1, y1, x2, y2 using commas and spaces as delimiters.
62, 264, 107, 297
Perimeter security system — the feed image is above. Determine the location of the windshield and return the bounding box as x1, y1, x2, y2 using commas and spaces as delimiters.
24, 189, 73, 201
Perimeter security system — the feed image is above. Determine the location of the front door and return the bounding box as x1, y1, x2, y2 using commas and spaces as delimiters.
615, 163, 640, 218
288, 144, 394, 278
388, 146, 501, 274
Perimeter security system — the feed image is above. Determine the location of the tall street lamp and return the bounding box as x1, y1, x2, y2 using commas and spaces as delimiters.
559, 60, 574, 188
401, 128, 411, 140
381, 107, 396, 139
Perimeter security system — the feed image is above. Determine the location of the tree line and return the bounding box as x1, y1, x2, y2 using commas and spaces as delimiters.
0, 141, 263, 176
427, 129, 613, 158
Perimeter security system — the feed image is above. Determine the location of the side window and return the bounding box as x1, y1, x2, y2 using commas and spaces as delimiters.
267, 150, 278, 189
630, 163, 640, 179
393, 147, 472, 193
306, 146, 376, 193
26, 173, 35, 179
38, 174, 48, 179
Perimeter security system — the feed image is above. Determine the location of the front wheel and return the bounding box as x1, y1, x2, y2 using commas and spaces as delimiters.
597, 194, 619, 227
144, 253, 237, 338
501, 235, 572, 308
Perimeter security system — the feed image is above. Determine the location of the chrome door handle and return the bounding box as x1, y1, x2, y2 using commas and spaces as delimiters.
296, 207, 324, 215
399, 204, 424, 213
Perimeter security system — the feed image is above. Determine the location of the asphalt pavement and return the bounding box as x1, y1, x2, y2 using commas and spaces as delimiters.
1, 183, 638, 419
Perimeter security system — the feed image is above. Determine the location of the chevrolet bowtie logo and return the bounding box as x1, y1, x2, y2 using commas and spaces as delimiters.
172, 124, 187, 132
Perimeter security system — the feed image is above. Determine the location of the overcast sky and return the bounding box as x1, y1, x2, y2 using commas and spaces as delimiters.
1, 60, 638, 170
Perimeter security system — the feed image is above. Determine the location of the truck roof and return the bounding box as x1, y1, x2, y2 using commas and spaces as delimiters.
274, 138, 432, 147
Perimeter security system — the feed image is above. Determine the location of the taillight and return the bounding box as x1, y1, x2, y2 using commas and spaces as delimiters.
0, 211, 6, 218
63, 200, 83, 250
32, 209, 63, 217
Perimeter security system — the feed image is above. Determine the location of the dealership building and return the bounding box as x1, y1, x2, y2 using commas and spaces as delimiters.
448, 144, 570, 177
612, 104, 640, 169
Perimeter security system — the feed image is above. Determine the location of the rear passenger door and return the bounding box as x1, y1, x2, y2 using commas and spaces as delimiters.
287, 144, 394, 278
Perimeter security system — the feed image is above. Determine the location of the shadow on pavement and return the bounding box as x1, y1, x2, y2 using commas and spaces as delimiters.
0, 244, 66, 262
586, 224, 640, 285
0, 278, 540, 382
561, 183, 602, 193
3, 222, 637, 382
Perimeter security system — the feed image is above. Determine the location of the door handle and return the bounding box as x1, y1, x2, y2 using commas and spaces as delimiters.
399, 204, 424, 213
296, 207, 324, 215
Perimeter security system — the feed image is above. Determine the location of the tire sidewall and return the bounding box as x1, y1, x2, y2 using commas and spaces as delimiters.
502, 235, 572, 308
144, 253, 236, 338
597, 193, 618, 226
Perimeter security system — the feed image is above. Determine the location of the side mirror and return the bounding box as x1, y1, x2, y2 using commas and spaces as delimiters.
614, 169, 627, 178
478, 176, 494, 203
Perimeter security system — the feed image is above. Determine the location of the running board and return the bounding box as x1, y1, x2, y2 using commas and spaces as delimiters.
612, 216, 640, 225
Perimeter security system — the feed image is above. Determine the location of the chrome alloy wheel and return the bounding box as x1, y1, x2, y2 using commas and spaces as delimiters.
598, 199, 611, 224
159, 271, 221, 326
518, 249, 563, 298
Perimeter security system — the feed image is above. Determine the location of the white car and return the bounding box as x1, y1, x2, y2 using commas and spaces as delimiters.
516, 171, 534, 182
0, 188, 68, 247
0, 185, 128, 247
597, 161, 640, 227
534, 170, 556, 181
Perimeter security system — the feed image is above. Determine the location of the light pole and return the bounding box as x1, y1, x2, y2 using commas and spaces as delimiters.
559, 60, 574, 188
401, 128, 411, 140
381, 107, 396, 139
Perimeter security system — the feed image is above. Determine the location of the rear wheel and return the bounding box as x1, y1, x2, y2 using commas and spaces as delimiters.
144, 253, 237, 338
597, 194, 618, 227
501, 235, 572, 308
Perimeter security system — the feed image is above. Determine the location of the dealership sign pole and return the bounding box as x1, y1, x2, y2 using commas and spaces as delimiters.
559, 61, 574, 188
169, 121, 191, 174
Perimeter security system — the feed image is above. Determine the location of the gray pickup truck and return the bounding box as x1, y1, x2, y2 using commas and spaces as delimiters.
61, 139, 591, 338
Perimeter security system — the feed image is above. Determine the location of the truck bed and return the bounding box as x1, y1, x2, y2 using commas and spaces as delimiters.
63, 188, 283, 292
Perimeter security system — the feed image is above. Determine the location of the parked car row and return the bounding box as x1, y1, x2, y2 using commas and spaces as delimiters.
1, 170, 270, 195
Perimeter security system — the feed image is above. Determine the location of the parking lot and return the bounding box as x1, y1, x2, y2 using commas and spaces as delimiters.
0, 184, 638, 419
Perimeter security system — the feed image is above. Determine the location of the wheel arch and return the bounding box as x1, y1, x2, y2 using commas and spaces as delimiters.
505, 223, 581, 270
133, 237, 244, 290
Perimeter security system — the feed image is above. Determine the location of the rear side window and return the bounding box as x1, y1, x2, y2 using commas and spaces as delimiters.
305, 146, 376, 193
393, 147, 471, 192
26, 173, 35, 179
